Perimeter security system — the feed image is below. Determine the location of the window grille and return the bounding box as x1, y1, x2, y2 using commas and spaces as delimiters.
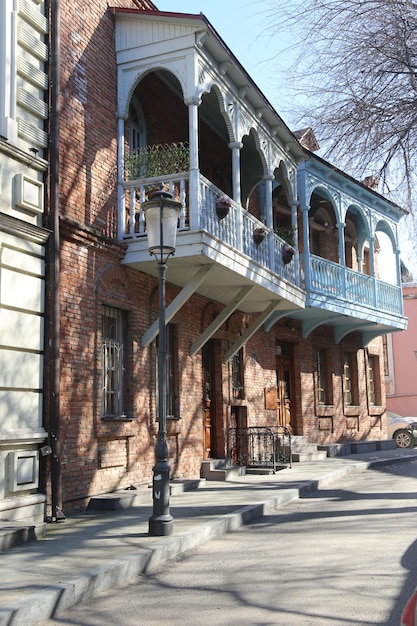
343, 354, 353, 406
232, 349, 244, 399
102, 306, 125, 418
316, 348, 327, 405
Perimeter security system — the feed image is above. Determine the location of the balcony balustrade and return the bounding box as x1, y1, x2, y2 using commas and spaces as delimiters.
304, 254, 402, 316
120, 171, 301, 288
120, 170, 402, 319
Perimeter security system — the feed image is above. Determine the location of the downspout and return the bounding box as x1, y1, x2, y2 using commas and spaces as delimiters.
49, 0, 64, 522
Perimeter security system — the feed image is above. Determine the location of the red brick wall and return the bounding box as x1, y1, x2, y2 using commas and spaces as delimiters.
49, 0, 387, 514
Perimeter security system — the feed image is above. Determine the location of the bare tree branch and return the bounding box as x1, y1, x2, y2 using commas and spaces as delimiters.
262, 0, 417, 211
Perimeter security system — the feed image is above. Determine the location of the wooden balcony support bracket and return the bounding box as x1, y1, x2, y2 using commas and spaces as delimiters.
263, 309, 298, 333
361, 328, 391, 348
334, 321, 376, 345
190, 285, 254, 357
141, 265, 214, 348
223, 300, 282, 363
302, 315, 341, 339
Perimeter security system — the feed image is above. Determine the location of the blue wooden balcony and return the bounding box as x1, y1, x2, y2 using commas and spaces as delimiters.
120, 169, 406, 340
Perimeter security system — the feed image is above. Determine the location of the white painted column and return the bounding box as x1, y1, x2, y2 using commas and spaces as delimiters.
117, 116, 126, 240
186, 97, 200, 230
337, 222, 346, 266
301, 205, 311, 289
291, 201, 299, 249
228, 141, 243, 206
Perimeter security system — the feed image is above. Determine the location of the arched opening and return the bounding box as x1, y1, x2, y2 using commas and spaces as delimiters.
307, 188, 337, 261
199, 87, 232, 197
241, 129, 265, 214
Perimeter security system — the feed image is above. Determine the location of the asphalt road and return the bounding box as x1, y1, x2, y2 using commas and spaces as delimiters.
39, 459, 417, 625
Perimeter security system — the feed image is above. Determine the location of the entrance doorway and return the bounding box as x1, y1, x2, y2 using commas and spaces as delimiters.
275, 342, 295, 432
202, 340, 224, 458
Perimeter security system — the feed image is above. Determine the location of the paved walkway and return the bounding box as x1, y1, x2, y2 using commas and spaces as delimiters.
1, 447, 417, 626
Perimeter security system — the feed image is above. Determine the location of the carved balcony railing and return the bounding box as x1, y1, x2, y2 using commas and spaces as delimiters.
120, 171, 301, 288
304, 254, 402, 316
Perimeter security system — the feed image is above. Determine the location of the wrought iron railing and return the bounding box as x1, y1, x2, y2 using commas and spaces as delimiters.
228, 426, 292, 473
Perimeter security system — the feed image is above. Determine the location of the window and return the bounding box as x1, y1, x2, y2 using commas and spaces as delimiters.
156, 323, 178, 419
102, 306, 126, 418
232, 348, 244, 399
316, 348, 328, 405
343, 354, 352, 406
343, 352, 359, 407
367, 354, 381, 406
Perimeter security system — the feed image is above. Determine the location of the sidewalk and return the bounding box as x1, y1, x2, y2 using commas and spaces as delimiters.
1, 447, 417, 626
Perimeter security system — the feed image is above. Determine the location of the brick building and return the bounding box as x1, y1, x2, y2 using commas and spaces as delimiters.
0, 0, 407, 527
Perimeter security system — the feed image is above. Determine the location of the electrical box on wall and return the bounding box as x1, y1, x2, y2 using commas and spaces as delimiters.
8, 450, 39, 493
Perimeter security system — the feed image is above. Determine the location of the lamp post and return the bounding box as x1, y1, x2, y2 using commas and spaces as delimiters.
143, 190, 181, 537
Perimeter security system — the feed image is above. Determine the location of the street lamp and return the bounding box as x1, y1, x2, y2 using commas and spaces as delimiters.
143, 190, 182, 537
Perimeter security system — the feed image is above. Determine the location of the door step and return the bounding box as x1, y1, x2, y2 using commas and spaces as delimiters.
201, 459, 246, 481
0, 523, 37, 552
87, 479, 206, 512
291, 436, 328, 462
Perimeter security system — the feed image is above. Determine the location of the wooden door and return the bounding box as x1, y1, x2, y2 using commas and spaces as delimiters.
276, 344, 294, 432
202, 341, 224, 458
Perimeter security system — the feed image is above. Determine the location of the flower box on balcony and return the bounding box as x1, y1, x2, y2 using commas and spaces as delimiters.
215, 196, 232, 220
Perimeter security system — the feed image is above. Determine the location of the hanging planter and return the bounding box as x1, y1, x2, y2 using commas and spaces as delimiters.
215, 195, 232, 220
253, 227, 267, 246
282, 243, 295, 265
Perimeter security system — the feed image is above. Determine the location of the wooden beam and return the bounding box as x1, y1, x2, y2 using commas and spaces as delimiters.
190, 285, 253, 356
223, 301, 281, 363
141, 265, 214, 348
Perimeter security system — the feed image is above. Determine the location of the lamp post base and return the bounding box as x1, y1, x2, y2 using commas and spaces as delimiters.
149, 514, 174, 536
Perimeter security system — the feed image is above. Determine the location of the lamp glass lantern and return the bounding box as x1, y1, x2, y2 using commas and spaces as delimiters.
143, 190, 181, 537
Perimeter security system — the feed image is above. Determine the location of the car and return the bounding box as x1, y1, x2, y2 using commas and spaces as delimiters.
401, 589, 417, 625
387, 411, 417, 448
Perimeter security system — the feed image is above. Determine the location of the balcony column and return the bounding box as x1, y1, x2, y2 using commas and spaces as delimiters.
263, 174, 274, 263
336, 222, 346, 266
229, 141, 243, 249
368, 234, 376, 276
228, 141, 243, 206
301, 205, 311, 289
117, 115, 127, 240
291, 201, 299, 250
336, 221, 347, 297
185, 97, 201, 230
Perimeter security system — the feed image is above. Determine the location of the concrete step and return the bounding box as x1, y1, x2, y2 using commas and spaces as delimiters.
200, 459, 246, 481
0, 523, 37, 552
290, 436, 310, 451
170, 479, 206, 495
292, 450, 328, 462
87, 487, 150, 512
87, 479, 206, 511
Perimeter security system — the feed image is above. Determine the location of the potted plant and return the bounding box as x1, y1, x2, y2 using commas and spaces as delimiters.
274, 225, 296, 247
215, 195, 232, 219
282, 243, 295, 265
253, 226, 267, 246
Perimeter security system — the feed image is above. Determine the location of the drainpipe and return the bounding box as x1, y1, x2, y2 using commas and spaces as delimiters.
48, 0, 64, 522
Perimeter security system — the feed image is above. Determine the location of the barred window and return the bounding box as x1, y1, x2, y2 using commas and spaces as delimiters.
367, 354, 381, 406
316, 348, 327, 405
102, 306, 126, 418
343, 352, 359, 407
232, 348, 244, 400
